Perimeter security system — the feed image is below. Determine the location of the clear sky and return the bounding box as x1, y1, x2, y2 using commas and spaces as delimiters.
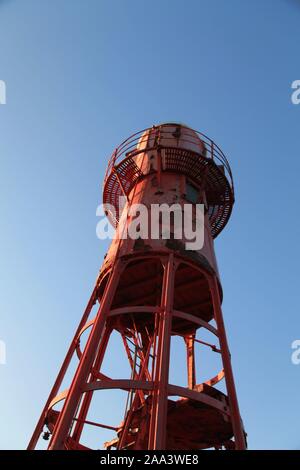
0, 0, 300, 450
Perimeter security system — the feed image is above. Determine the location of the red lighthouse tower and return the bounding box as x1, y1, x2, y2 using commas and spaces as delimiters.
28, 123, 246, 450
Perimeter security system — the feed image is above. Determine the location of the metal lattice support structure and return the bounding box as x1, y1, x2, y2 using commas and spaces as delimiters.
28, 123, 246, 450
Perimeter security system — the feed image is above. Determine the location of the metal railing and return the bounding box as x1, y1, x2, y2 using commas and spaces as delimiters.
103, 124, 234, 195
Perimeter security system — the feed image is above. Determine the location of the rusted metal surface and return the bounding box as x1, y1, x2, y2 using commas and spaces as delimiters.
28, 123, 246, 450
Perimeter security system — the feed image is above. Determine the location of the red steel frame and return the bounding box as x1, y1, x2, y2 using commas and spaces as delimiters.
28, 124, 246, 450
28, 253, 246, 450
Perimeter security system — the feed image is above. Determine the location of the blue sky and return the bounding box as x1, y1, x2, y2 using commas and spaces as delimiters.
0, 0, 300, 450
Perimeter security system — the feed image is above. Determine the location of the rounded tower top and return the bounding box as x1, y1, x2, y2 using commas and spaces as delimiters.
103, 123, 234, 238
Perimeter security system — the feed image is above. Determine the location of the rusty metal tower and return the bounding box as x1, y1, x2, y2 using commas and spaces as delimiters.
28, 123, 246, 450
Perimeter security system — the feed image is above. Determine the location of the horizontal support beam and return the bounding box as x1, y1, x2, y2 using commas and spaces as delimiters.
84, 379, 154, 393
49, 389, 68, 410
168, 384, 229, 415
109, 306, 162, 317
173, 309, 218, 336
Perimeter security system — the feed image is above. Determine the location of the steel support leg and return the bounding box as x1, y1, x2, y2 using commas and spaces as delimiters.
71, 326, 112, 443
148, 254, 175, 450
48, 261, 123, 450
27, 285, 98, 449
209, 274, 246, 450
185, 333, 196, 390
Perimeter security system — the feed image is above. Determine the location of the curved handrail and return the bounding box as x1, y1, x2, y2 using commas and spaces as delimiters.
103, 124, 234, 195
